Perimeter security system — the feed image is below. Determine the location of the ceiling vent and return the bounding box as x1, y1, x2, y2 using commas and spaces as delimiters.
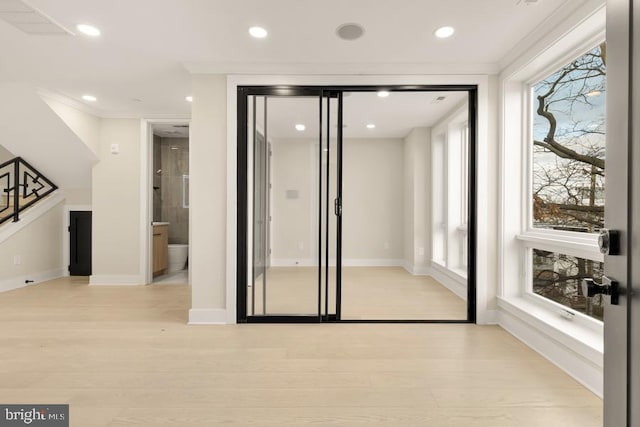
516, 0, 539, 5
431, 96, 447, 104
0, 0, 71, 35
336, 23, 364, 41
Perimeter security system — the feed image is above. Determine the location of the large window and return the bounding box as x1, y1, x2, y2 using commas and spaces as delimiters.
532, 44, 606, 233
430, 109, 469, 276
528, 43, 606, 321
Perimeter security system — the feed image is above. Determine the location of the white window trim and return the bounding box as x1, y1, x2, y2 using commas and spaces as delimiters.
498, 3, 606, 397
519, 39, 606, 319
430, 104, 469, 275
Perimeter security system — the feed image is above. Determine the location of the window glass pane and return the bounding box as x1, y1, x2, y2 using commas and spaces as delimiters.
532, 43, 606, 233
532, 249, 604, 321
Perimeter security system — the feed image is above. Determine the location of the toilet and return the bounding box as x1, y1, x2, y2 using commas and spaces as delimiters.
168, 244, 188, 273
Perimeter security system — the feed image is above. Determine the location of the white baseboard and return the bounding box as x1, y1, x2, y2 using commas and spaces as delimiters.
89, 275, 145, 285
188, 308, 228, 324
429, 263, 467, 301
498, 301, 603, 398
0, 268, 64, 293
478, 309, 499, 325
270, 259, 407, 268
342, 259, 405, 267
401, 260, 431, 276
270, 259, 316, 267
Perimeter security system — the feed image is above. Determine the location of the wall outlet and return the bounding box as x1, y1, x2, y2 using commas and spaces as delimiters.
110, 143, 120, 154
13, 255, 21, 265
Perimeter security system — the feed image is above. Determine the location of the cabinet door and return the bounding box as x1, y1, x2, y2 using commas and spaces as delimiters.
152, 226, 168, 276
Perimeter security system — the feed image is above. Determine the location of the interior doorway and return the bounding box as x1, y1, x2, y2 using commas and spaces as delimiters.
142, 120, 191, 286
237, 86, 477, 323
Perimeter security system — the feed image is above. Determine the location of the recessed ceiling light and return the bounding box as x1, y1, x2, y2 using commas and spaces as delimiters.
82, 94, 97, 102
249, 26, 268, 38
76, 24, 100, 37
185, 96, 193, 102
171, 146, 179, 150
377, 91, 390, 98
434, 26, 455, 39
366, 124, 376, 129
295, 124, 306, 131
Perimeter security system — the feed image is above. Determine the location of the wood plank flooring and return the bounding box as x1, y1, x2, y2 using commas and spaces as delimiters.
0, 277, 602, 426
249, 267, 467, 319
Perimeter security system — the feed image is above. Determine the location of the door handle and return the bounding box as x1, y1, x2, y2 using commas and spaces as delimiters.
334, 198, 341, 216
582, 276, 619, 305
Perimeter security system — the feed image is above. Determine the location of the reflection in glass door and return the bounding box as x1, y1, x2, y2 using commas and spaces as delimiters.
240, 89, 341, 321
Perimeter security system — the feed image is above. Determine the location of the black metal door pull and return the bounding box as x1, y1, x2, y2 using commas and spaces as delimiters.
582, 276, 619, 305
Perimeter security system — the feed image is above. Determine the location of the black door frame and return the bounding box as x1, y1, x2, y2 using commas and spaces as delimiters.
237, 85, 478, 324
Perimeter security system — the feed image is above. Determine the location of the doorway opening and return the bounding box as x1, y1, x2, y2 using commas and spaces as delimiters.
237, 86, 477, 323
145, 122, 190, 285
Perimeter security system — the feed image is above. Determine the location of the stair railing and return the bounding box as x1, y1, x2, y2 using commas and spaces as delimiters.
0, 157, 58, 225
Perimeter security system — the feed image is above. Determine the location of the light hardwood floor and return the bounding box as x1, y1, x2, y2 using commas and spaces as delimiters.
249, 267, 467, 320
0, 277, 602, 426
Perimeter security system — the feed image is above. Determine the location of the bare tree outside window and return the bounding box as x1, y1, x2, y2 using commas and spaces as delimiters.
533, 249, 604, 321
532, 43, 606, 232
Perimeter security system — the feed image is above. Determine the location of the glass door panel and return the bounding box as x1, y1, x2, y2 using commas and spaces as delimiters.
339, 90, 469, 320
246, 92, 334, 318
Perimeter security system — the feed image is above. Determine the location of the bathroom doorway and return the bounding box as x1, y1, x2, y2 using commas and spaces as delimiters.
148, 122, 190, 284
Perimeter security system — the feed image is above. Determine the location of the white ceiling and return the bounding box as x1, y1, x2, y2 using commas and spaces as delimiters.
0, 0, 591, 118
256, 91, 468, 139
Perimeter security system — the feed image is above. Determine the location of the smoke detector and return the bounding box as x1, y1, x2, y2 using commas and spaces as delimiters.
336, 23, 364, 41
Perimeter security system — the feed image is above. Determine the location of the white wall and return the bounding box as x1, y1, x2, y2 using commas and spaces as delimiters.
63, 188, 92, 206
189, 74, 227, 323
0, 144, 14, 164
269, 137, 405, 265
485, 75, 499, 311
342, 138, 404, 262
41, 95, 101, 158
90, 119, 142, 284
270, 137, 316, 264
0, 201, 64, 292
0, 83, 96, 193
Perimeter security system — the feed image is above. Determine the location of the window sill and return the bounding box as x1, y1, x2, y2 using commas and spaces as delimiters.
497, 295, 603, 366
516, 231, 602, 261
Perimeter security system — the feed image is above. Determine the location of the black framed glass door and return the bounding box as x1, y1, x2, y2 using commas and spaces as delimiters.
238, 85, 477, 323
237, 88, 341, 322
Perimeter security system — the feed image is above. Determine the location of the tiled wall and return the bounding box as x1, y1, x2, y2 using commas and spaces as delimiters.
153, 136, 189, 244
